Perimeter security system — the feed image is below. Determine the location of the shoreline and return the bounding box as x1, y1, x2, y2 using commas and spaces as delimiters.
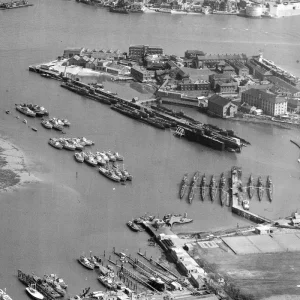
0, 136, 40, 193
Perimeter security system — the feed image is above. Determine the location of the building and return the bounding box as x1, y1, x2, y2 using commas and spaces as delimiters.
246, 59, 273, 81
194, 53, 247, 69
131, 66, 152, 82
222, 64, 236, 75
241, 88, 287, 116
66, 55, 90, 67
128, 45, 163, 59
228, 60, 249, 76
208, 94, 238, 118
209, 73, 232, 89
63, 47, 84, 58
184, 50, 206, 59
287, 98, 300, 113
267, 76, 300, 97
216, 82, 238, 94
255, 225, 271, 235
177, 79, 210, 93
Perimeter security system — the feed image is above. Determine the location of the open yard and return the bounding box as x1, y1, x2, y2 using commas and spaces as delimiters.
190, 237, 300, 299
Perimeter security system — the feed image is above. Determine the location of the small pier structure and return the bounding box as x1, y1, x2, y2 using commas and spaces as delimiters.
230, 167, 272, 224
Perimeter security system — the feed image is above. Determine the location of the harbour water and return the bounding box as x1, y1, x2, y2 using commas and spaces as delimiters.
1, 0, 300, 297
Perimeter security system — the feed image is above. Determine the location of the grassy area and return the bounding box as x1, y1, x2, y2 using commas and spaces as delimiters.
190, 241, 300, 299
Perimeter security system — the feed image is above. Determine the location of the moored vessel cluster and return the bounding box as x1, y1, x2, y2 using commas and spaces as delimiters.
48, 137, 94, 150
15, 103, 49, 117
42, 117, 71, 131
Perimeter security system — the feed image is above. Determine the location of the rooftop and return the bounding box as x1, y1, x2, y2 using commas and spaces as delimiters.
208, 94, 232, 107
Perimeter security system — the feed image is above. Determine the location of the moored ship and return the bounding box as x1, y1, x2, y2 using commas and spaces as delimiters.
257, 176, 264, 201
0, 0, 33, 10
266, 176, 273, 202
219, 173, 227, 206
0, 289, 13, 300
209, 175, 217, 202
247, 174, 255, 199
200, 173, 207, 201
109, 6, 129, 13
179, 173, 188, 199
188, 171, 199, 203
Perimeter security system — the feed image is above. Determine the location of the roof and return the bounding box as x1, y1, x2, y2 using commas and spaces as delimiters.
208, 94, 232, 107
242, 88, 287, 104
268, 76, 300, 94
198, 53, 247, 61
185, 50, 205, 56
223, 65, 235, 71
217, 82, 238, 86
64, 47, 83, 52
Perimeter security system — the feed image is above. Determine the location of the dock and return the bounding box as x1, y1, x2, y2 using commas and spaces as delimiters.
230, 166, 272, 224
17, 270, 56, 300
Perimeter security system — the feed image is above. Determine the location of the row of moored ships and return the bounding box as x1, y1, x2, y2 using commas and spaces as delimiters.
58, 79, 248, 152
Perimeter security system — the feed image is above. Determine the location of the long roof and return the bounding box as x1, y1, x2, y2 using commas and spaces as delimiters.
242, 88, 287, 103
208, 94, 232, 107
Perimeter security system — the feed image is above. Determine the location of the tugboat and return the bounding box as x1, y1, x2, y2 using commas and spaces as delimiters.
209, 175, 217, 202
200, 173, 207, 201
188, 172, 199, 203
266, 176, 273, 202
257, 176, 264, 201
25, 284, 44, 300
77, 255, 95, 270
247, 174, 255, 199
219, 173, 226, 206
179, 173, 188, 199
127, 220, 141, 232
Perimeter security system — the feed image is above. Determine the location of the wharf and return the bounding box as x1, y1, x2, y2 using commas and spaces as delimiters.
230, 166, 272, 224
17, 270, 56, 300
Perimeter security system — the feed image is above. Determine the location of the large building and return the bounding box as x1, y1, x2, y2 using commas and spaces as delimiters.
193, 53, 247, 69
128, 45, 163, 59
241, 88, 287, 116
63, 47, 84, 58
209, 73, 232, 89
130, 66, 152, 82
227, 60, 249, 76
246, 58, 273, 81
184, 50, 206, 59
207, 94, 237, 118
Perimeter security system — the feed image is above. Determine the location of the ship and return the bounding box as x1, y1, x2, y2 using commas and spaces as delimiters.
0, 0, 33, 10
219, 173, 227, 206
257, 176, 264, 201
147, 277, 166, 292
188, 172, 199, 203
247, 174, 255, 199
245, 4, 263, 17
97, 275, 117, 290
179, 173, 188, 199
0, 289, 13, 300
109, 6, 129, 13
266, 176, 273, 202
200, 173, 207, 201
209, 175, 217, 202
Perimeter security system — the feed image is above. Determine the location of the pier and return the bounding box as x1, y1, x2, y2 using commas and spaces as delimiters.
230, 167, 272, 224
17, 270, 56, 300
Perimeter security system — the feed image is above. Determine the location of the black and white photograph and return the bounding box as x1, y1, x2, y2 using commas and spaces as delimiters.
0, 0, 300, 299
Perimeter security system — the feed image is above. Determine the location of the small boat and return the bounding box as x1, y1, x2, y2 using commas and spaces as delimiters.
61, 119, 71, 126
88, 252, 101, 268
41, 120, 53, 129
15, 105, 36, 117
242, 199, 250, 210
25, 284, 44, 300
219, 173, 226, 206
31, 127, 38, 132
97, 275, 117, 290
122, 166, 132, 181
62, 141, 76, 151
127, 220, 141, 232
209, 175, 217, 202
99, 166, 121, 182
188, 171, 199, 203
113, 166, 126, 181
114, 152, 124, 161
83, 153, 98, 166
80, 137, 94, 146
179, 173, 188, 199
99, 152, 109, 162
200, 173, 207, 201
48, 138, 63, 149
0, 289, 13, 300
266, 176, 273, 202
5, 110, 10, 114
247, 174, 254, 199
74, 152, 84, 163
52, 122, 64, 131
257, 176, 264, 201
23, 119, 27, 124
46, 274, 68, 289
78, 255, 95, 270
106, 151, 116, 162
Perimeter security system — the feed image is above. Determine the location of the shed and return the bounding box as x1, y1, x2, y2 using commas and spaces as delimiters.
255, 225, 271, 235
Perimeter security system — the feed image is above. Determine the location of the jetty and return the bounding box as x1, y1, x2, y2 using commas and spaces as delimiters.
230, 167, 272, 224
17, 270, 56, 300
